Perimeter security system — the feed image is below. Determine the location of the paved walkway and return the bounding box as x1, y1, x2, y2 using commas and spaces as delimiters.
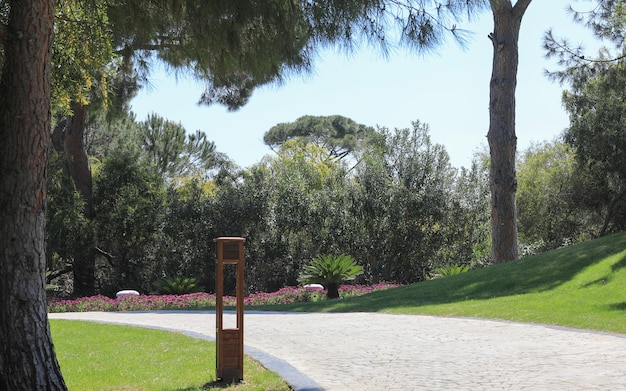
50, 311, 626, 390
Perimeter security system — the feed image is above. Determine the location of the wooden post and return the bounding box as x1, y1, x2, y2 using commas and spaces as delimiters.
215, 237, 245, 383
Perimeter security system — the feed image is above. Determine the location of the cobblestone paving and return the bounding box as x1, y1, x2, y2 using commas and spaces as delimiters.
50, 311, 626, 390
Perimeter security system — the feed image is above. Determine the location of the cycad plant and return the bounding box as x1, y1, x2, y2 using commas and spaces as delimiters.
432, 263, 471, 279
153, 277, 205, 295
299, 254, 363, 299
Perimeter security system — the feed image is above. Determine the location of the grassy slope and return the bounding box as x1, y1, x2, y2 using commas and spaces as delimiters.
262, 232, 626, 334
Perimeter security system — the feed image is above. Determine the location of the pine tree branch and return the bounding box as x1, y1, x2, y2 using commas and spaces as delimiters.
547, 32, 626, 65
512, 0, 533, 19
96, 246, 116, 269
114, 38, 183, 56
47, 266, 73, 282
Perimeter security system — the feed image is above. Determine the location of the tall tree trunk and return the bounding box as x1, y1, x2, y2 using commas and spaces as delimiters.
0, 1, 67, 390
52, 102, 96, 296
487, 0, 531, 263
64, 102, 94, 220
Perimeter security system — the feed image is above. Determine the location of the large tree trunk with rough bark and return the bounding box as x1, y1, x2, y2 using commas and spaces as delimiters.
0, 1, 68, 390
487, 0, 531, 263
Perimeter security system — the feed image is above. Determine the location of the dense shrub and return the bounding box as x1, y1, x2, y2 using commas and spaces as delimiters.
47, 117, 493, 296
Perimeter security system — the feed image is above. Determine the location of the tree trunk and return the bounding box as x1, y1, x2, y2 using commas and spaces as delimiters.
487, 0, 531, 263
0, 1, 67, 390
52, 102, 96, 296
64, 102, 94, 219
326, 283, 340, 300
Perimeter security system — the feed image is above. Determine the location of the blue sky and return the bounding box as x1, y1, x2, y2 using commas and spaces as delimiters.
131, 0, 599, 169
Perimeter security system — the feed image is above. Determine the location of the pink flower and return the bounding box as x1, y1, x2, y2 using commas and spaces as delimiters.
47, 283, 402, 313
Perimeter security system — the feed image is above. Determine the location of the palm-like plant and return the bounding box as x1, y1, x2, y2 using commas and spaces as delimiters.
299, 254, 363, 299
154, 277, 205, 295
432, 263, 471, 279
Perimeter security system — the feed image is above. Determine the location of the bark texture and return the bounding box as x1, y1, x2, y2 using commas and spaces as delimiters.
487, 0, 531, 263
0, 1, 67, 390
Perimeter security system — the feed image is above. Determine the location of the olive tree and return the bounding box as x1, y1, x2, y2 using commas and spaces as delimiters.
349, 121, 456, 283
516, 140, 595, 250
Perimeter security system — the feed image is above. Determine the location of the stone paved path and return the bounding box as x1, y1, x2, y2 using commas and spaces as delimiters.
50, 311, 626, 390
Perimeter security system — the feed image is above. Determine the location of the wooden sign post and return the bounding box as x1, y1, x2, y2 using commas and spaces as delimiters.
215, 237, 245, 383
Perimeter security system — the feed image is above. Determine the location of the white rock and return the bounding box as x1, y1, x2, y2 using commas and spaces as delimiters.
303, 284, 324, 290
116, 290, 140, 298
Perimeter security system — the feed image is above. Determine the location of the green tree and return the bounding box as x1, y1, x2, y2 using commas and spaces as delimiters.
46, 148, 90, 293
50, 0, 116, 213
51, 104, 140, 296
93, 145, 167, 294
52, 0, 114, 112
203, 136, 354, 294
264, 115, 377, 162
211, 167, 280, 292
139, 112, 220, 180
516, 140, 594, 249
439, 152, 491, 268
561, 61, 626, 235
349, 121, 455, 283
158, 179, 219, 292
49, 0, 129, 297
543, 1, 626, 240
249, 141, 348, 291
109, 1, 486, 111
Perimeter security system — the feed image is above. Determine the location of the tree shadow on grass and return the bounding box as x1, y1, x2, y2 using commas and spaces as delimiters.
611, 255, 626, 272
581, 276, 612, 288
172, 380, 241, 390
607, 302, 626, 311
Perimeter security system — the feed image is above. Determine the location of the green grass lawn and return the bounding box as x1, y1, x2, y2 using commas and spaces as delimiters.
257, 231, 626, 334
50, 320, 290, 391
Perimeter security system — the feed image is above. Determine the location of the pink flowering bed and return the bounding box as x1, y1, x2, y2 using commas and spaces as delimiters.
47, 283, 401, 313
